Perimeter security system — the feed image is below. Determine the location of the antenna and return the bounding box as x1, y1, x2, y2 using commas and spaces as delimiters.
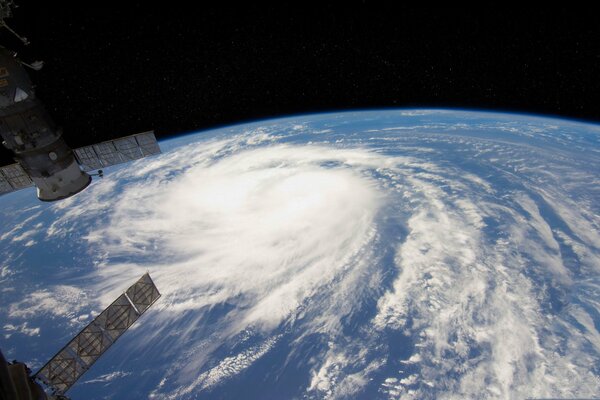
0, 0, 29, 45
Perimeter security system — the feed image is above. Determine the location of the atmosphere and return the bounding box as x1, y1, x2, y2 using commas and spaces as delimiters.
2, 110, 599, 399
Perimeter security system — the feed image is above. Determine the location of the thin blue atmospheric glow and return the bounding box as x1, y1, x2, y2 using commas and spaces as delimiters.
164, 107, 600, 144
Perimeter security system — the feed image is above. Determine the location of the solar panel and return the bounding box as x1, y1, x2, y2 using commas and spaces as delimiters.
0, 171, 12, 193
35, 273, 161, 395
0, 163, 33, 195
135, 131, 161, 156
73, 131, 161, 172
72, 145, 103, 171
94, 141, 122, 167
125, 273, 162, 314
113, 136, 143, 161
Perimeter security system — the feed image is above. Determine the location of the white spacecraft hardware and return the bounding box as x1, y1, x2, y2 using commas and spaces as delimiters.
0, 273, 161, 399
0, 3, 161, 201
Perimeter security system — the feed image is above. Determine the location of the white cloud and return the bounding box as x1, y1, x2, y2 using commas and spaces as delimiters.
372, 176, 599, 398
165, 335, 281, 398
10, 122, 597, 399
3, 322, 40, 337
82, 371, 131, 384
46, 138, 396, 396
75, 145, 388, 331
0, 211, 42, 241
8, 285, 88, 321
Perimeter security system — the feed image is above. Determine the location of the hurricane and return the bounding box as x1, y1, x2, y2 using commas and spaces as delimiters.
1, 110, 599, 399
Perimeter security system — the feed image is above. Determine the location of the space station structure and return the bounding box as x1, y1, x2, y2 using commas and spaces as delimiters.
0, 46, 162, 201
0, 273, 161, 399
0, 4, 162, 201
0, 46, 95, 201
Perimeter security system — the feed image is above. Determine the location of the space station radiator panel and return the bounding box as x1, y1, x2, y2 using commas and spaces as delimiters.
35, 273, 161, 395
0, 163, 33, 194
73, 130, 161, 172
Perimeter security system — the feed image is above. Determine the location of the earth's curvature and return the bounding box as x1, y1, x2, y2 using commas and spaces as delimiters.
1, 109, 599, 399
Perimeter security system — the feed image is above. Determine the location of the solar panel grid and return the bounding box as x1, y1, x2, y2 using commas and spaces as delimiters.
72, 131, 160, 172
35, 273, 161, 395
0, 163, 33, 193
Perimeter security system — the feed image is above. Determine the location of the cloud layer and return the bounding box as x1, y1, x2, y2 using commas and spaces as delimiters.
2, 112, 599, 399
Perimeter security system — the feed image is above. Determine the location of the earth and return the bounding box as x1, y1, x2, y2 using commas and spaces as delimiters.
1, 109, 599, 399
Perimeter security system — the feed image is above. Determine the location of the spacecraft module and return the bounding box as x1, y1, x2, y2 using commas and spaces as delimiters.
0, 47, 161, 201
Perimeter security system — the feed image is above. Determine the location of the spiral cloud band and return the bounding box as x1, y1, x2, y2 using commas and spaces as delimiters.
2, 111, 599, 399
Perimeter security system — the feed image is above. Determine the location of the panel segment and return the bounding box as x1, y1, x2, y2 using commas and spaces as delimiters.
126, 273, 161, 314
35, 273, 161, 395
72, 146, 103, 171
135, 132, 161, 156
73, 131, 160, 172
0, 163, 33, 194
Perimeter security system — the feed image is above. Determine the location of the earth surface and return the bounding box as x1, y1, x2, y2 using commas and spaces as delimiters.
1, 110, 599, 399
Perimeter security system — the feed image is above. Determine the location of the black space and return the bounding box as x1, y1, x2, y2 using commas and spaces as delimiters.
1, 4, 599, 165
